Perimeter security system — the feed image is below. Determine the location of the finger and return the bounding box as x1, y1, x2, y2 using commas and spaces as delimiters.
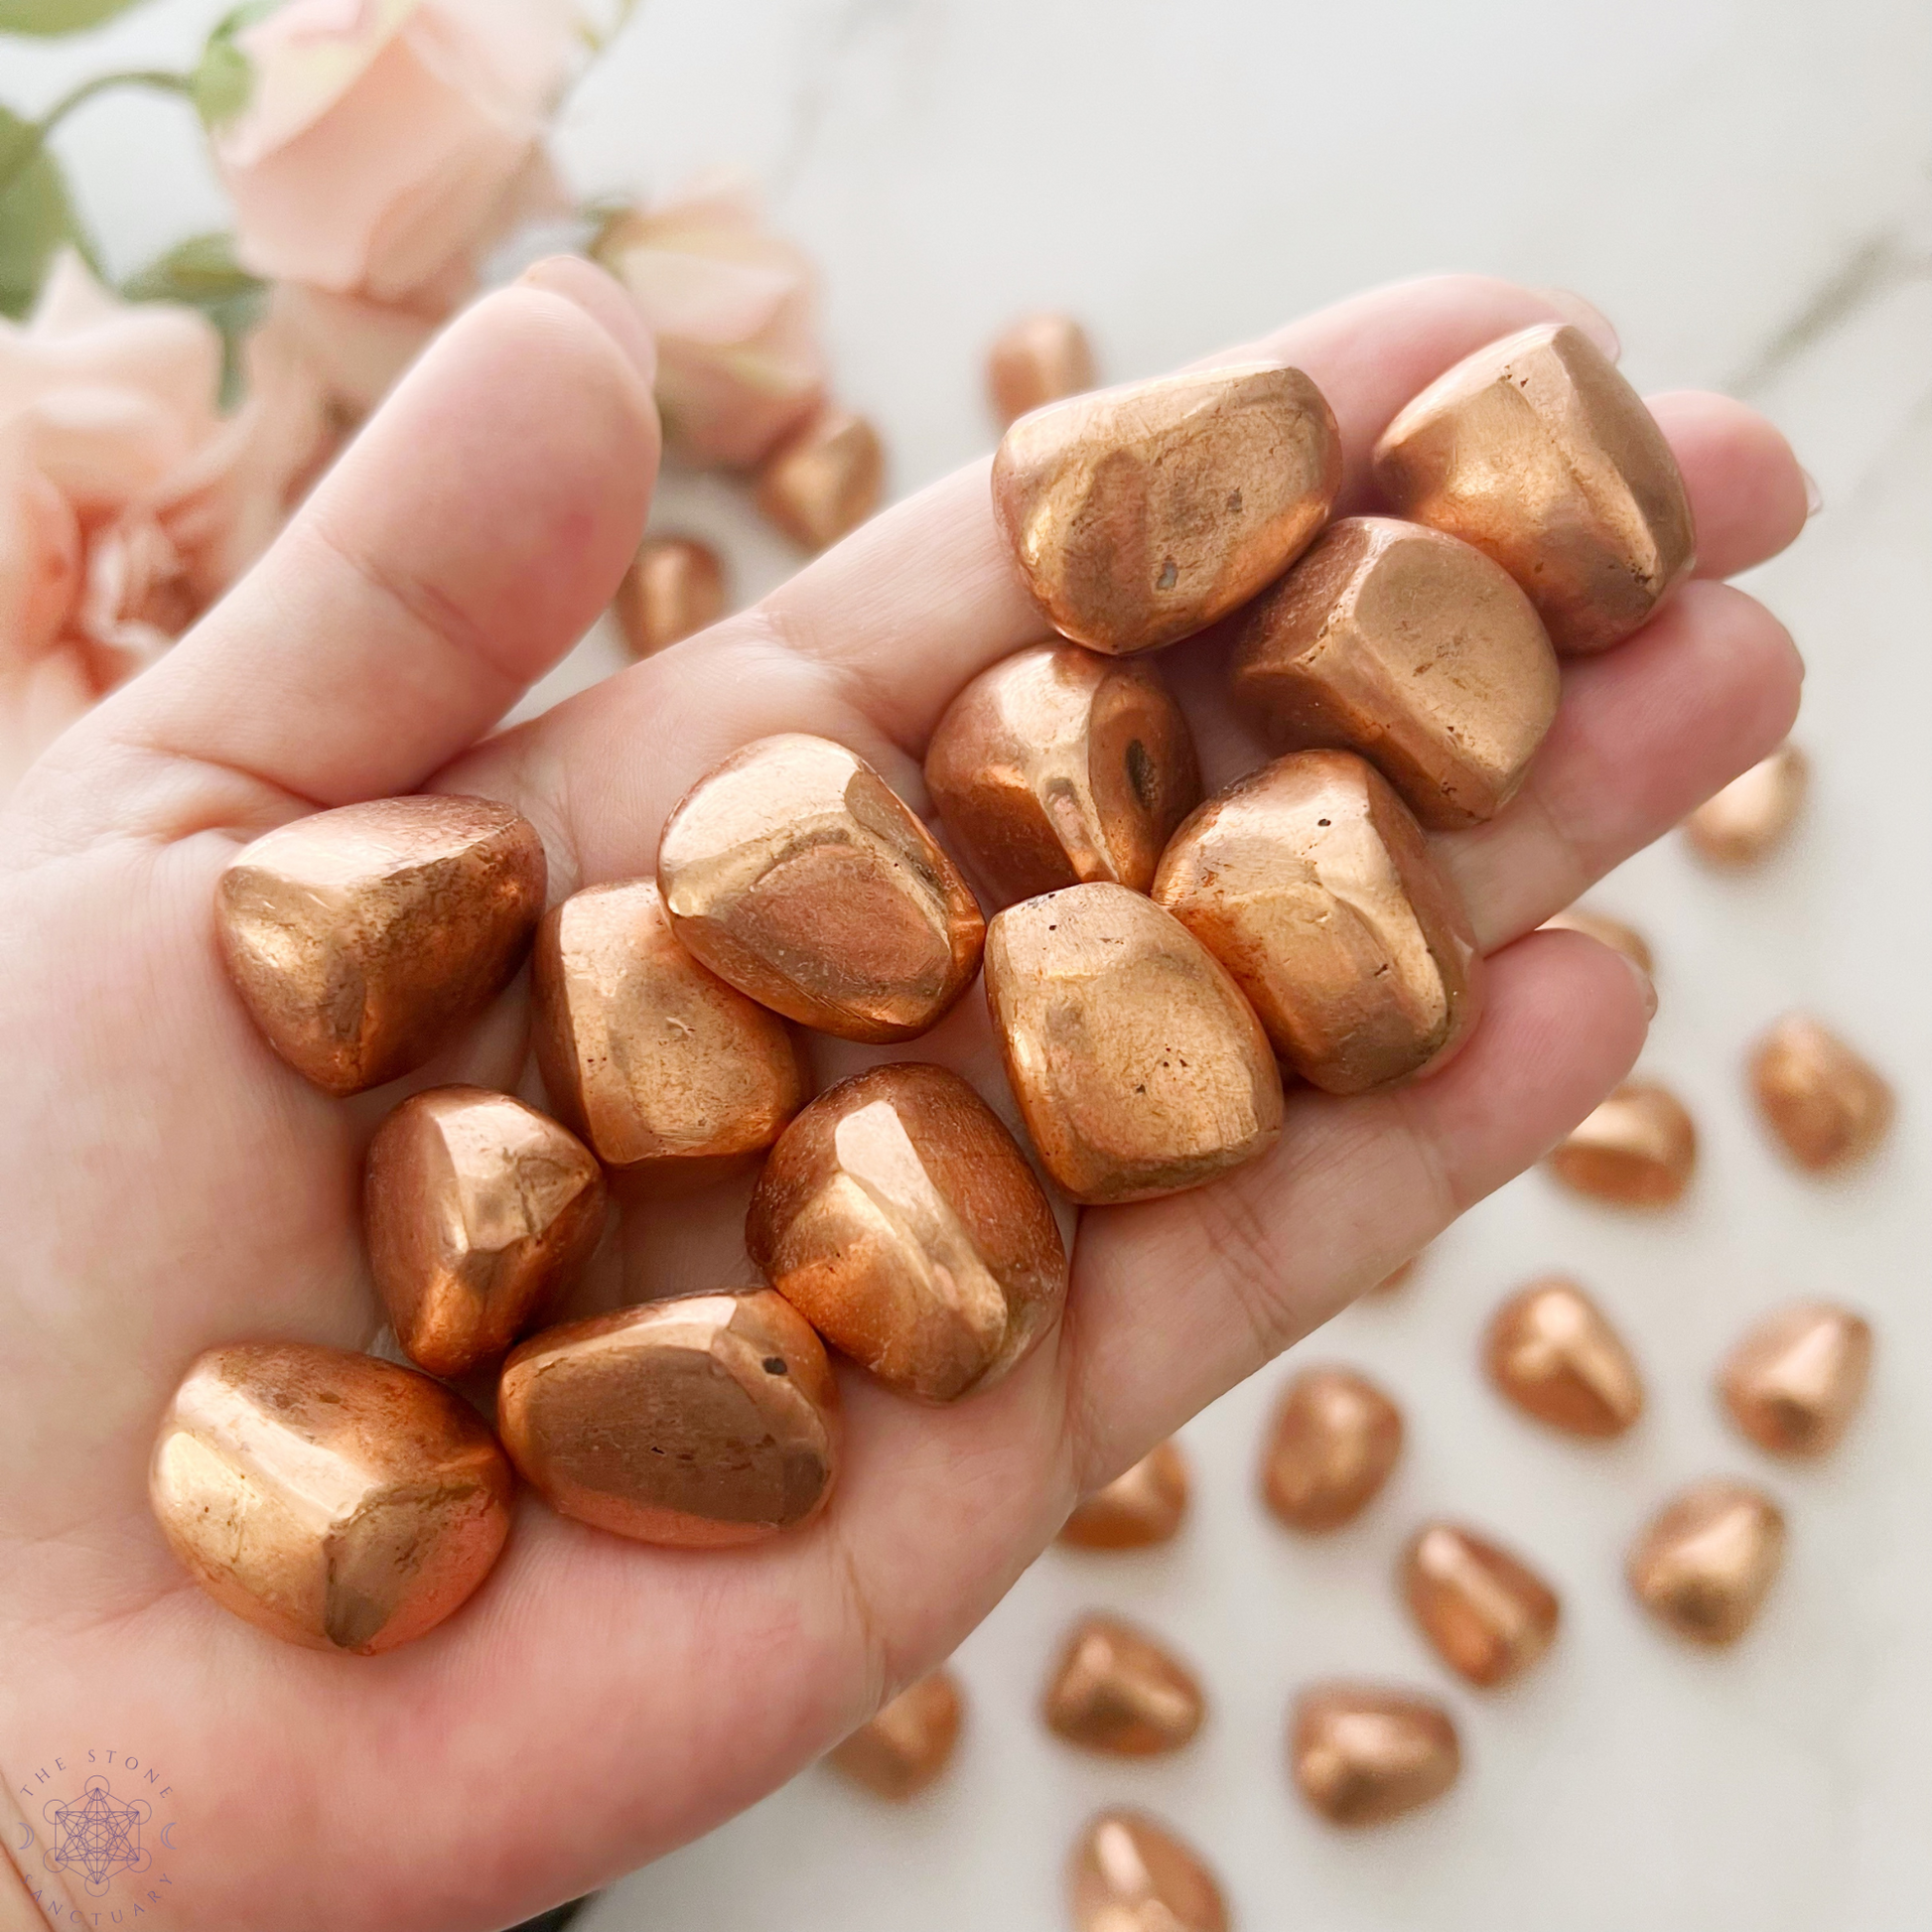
1647, 389, 1811, 579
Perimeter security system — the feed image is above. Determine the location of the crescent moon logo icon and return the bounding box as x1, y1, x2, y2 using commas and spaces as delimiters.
160, 1822, 179, 1850
12, 1823, 28, 1852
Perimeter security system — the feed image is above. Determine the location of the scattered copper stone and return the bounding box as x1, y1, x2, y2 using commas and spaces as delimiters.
989, 312, 1097, 426
1540, 904, 1654, 978
1261, 1366, 1404, 1531
1403, 1523, 1561, 1688
1059, 1440, 1190, 1549
616, 534, 726, 656
1627, 1478, 1785, 1645
756, 407, 884, 550
1291, 1685, 1461, 1827
1547, 1081, 1696, 1205
1684, 744, 1807, 865
1748, 1013, 1894, 1172
828, 1669, 964, 1799
1484, 1277, 1644, 1438
1042, 1613, 1205, 1756
1068, 1809, 1228, 1932
1720, 1303, 1872, 1457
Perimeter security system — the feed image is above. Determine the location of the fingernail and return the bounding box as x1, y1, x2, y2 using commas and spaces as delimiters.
1801, 467, 1825, 518
518, 254, 657, 386
1533, 287, 1621, 363
1621, 949, 1659, 1022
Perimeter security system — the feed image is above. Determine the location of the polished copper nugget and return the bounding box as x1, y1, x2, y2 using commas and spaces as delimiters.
1547, 1081, 1696, 1205
746, 1062, 1066, 1402
924, 642, 1201, 905
1404, 1523, 1560, 1688
1684, 743, 1807, 865
989, 312, 1097, 427
365, 1087, 606, 1378
1720, 1303, 1872, 1457
993, 363, 1341, 655
497, 1290, 839, 1546
983, 883, 1283, 1204
1153, 749, 1482, 1094
616, 535, 726, 657
532, 879, 804, 1183
1540, 903, 1654, 977
1292, 1685, 1460, 1827
150, 1341, 512, 1654
215, 795, 544, 1095
756, 407, 884, 550
1069, 1809, 1227, 1932
828, 1669, 964, 1799
1749, 1013, 1894, 1172
1043, 1612, 1205, 1755
1059, 1439, 1190, 1550
658, 734, 985, 1042
1261, 1366, 1404, 1531
1627, 1478, 1785, 1645
1484, 1277, 1644, 1438
1372, 322, 1695, 656
1228, 516, 1560, 829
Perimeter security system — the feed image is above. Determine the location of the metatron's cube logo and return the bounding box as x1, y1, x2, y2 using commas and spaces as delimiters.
43, 1774, 152, 1897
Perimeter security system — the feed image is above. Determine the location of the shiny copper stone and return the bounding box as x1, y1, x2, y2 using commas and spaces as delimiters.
746, 1062, 1066, 1401
993, 363, 1342, 655
215, 795, 545, 1095
1627, 1478, 1786, 1645
497, 1290, 839, 1546
1539, 903, 1654, 978
364, 1087, 606, 1378
1684, 744, 1808, 866
828, 1670, 964, 1800
531, 878, 805, 1182
616, 535, 726, 657
923, 642, 1202, 905
1720, 1303, 1872, 1457
1749, 1013, 1894, 1172
1372, 322, 1696, 656
1291, 1685, 1461, 1827
149, 1342, 512, 1654
1403, 1523, 1560, 1688
1068, 1809, 1228, 1932
1484, 1277, 1644, 1438
989, 312, 1097, 427
1153, 749, 1482, 1094
1260, 1366, 1404, 1531
1059, 1439, 1190, 1549
983, 882, 1283, 1204
658, 735, 985, 1043
1547, 1081, 1696, 1205
756, 407, 884, 551
1228, 516, 1560, 829
1042, 1613, 1205, 1756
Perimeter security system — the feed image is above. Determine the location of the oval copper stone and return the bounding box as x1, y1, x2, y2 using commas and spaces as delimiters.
365, 1086, 607, 1378
1154, 749, 1483, 1094
1749, 1013, 1894, 1172
1059, 1439, 1190, 1550
1627, 1478, 1786, 1645
1540, 903, 1654, 978
1684, 743, 1807, 865
1403, 1523, 1561, 1688
827, 1669, 964, 1800
1372, 322, 1695, 656
1292, 1685, 1460, 1827
658, 734, 985, 1043
1260, 1366, 1404, 1531
497, 1290, 840, 1547
1068, 1810, 1228, 1932
746, 1063, 1066, 1402
1228, 516, 1560, 829
983, 882, 1284, 1204
1042, 1613, 1205, 1756
617, 535, 726, 658
215, 795, 545, 1095
989, 312, 1097, 427
1720, 1302, 1872, 1457
150, 1342, 512, 1655
1484, 1277, 1644, 1439
1547, 1080, 1696, 1205
993, 362, 1342, 655
756, 407, 885, 551
924, 642, 1201, 906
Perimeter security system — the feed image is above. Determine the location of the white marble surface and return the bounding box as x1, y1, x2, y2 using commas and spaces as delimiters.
12, 2, 1931, 1927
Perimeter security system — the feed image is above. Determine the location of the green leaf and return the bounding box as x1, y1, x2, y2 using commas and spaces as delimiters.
0, 0, 148, 36
0, 104, 83, 318
121, 229, 261, 307
191, 0, 279, 130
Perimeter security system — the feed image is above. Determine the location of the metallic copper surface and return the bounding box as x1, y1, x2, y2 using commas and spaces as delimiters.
149, 1341, 512, 1654
531, 878, 805, 1182
924, 642, 1201, 905
497, 1290, 840, 1546
1291, 1686, 1461, 1828
1684, 744, 1807, 866
1058, 1439, 1190, 1550
364, 1086, 607, 1378
1720, 1302, 1872, 1457
658, 734, 985, 1042
1627, 1478, 1786, 1646
1540, 903, 1654, 977
1749, 1013, 1894, 1172
1043, 1613, 1205, 1756
983, 882, 1283, 1204
1403, 1522, 1561, 1688
755, 407, 884, 550
1371, 322, 1696, 656
1069, 1810, 1228, 1932
616, 535, 726, 657
215, 795, 545, 1095
1261, 1366, 1404, 1532
1484, 1277, 1644, 1438
989, 312, 1097, 427
1546, 1081, 1696, 1205
1228, 515, 1560, 829
993, 363, 1342, 655
827, 1670, 964, 1800
1152, 749, 1483, 1094
746, 1062, 1066, 1401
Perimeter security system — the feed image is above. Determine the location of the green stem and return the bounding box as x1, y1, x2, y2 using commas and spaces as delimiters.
0, 69, 190, 204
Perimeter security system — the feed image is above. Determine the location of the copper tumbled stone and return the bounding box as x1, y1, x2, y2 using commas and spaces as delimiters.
1261, 1366, 1404, 1531
1484, 1277, 1644, 1438
1059, 1439, 1190, 1549
989, 313, 1096, 426
497, 1290, 840, 1546
150, 1342, 512, 1655
923, 642, 1201, 905
1684, 744, 1807, 866
1154, 749, 1482, 1094
1372, 322, 1695, 656
993, 363, 1342, 655
1547, 1081, 1696, 1205
1043, 1613, 1205, 1756
756, 407, 884, 550
1069, 1810, 1228, 1932
1404, 1523, 1560, 1688
1229, 516, 1560, 829
1292, 1685, 1461, 1827
983, 882, 1283, 1204
1720, 1303, 1872, 1457
215, 795, 545, 1095
1540, 903, 1654, 977
828, 1670, 964, 1799
616, 535, 726, 657
658, 734, 985, 1042
1749, 1013, 1894, 1172
1627, 1478, 1785, 1645
746, 1062, 1066, 1402
364, 1087, 606, 1378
